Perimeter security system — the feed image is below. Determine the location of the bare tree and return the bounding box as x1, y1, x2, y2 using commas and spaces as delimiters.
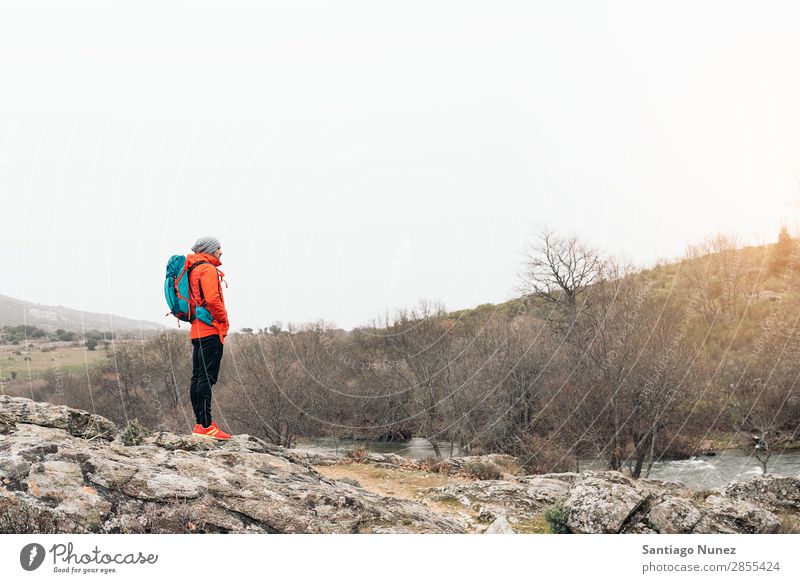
768, 225, 796, 277
377, 300, 455, 457
624, 298, 697, 478
681, 233, 746, 324
225, 328, 325, 447
444, 313, 514, 455
735, 317, 800, 475
559, 261, 695, 477
148, 331, 192, 410
517, 226, 605, 312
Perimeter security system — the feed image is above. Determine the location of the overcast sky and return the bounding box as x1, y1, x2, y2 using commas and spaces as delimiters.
2, 1, 800, 332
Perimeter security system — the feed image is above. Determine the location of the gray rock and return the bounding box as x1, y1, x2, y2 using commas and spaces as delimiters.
25, 459, 112, 529
0, 455, 30, 480
531, 472, 579, 485
420, 474, 572, 533
517, 476, 572, 505
423, 478, 564, 520
483, 514, 514, 534
364, 453, 408, 467
0, 395, 116, 440
291, 449, 342, 466
648, 497, 703, 533
723, 475, 800, 513
637, 478, 692, 498
477, 506, 496, 523
564, 472, 646, 534
0, 396, 464, 534
0, 411, 15, 434
1, 396, 791, 535
625, 522, 658, 534
693, 495, 780, 534
418, 467, 790, 535
342, 450, 517, 477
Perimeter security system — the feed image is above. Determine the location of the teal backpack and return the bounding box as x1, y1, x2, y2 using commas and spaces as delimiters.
164, 255, 213, 326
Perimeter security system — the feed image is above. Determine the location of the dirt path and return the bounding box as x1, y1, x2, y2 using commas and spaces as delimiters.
314, 461, 486, 529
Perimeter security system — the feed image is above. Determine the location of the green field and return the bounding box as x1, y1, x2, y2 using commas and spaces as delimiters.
0, 344, 109, 379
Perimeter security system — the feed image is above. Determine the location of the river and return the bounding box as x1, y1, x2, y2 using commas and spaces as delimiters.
578, 449, 800, 489
296, 436, 465, 459
296, 437, 800, 489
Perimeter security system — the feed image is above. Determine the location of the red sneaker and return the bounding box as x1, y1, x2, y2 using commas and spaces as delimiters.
192, 421, 232, 440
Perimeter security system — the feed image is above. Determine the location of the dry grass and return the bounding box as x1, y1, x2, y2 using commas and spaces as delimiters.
777, 513, 800, 534
418, 456, 449, 474
315, 460, 562, 533
492, 457, 524, 477
0, 344, 107, 378
510, 514, 551, 534
316, 462, 466, 500
0, 498, 63, 534
464, 460, 503, 480
696, 431, 751, 452
690, 488, 718, 503
343, 446, 370, 463
315, 461, 482, 525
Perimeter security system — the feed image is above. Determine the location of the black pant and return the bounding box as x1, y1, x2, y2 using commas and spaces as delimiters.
190, 335, 223, 427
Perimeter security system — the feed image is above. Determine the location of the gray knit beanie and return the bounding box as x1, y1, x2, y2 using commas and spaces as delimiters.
192, 236, 221, 255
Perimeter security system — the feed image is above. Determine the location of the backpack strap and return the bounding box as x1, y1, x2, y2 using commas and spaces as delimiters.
174, 265, 193, 306
187, 260, 210, 306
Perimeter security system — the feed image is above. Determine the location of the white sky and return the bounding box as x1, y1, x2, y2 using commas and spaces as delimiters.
2, 1, 800, 332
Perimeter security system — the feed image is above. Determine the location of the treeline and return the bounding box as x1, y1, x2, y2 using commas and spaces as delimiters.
1, 325, 116, 344
24, 227, 800, 477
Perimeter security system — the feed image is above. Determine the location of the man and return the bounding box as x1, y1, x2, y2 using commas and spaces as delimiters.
186, 236, 232, 440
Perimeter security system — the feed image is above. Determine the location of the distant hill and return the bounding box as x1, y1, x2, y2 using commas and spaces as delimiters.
443, 236, 796, 359
0, 293, 165, 334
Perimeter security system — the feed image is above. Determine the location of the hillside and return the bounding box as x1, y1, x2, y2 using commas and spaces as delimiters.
0, 293, 164, 334
447, 237, 797, 355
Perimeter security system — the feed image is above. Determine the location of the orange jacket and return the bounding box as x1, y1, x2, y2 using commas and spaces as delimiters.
186, 252, 229, 343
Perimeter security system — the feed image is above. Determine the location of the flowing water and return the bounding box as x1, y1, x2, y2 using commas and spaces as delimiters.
296, 436, 464, 459
595, 450, 800, 489
297, 437, 800, 489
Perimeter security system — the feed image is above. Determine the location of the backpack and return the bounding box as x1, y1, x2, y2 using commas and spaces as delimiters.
164, 255, 214, 326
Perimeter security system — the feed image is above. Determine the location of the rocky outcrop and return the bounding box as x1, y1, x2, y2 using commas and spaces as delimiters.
420, 470, 784, 534
420, 475, 570, 527
1, 396, 794, 534
691, 495, 780, 534
306, 449, 517, 476
564, 472, 647, 533
647, 497, 703, 533
483, 514, 514, 534
0, 396, 464, 534
723, 475, 800, 513
0, 395, 116, 440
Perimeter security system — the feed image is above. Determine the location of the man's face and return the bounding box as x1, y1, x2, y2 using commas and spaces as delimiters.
213, 247, 222, 259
